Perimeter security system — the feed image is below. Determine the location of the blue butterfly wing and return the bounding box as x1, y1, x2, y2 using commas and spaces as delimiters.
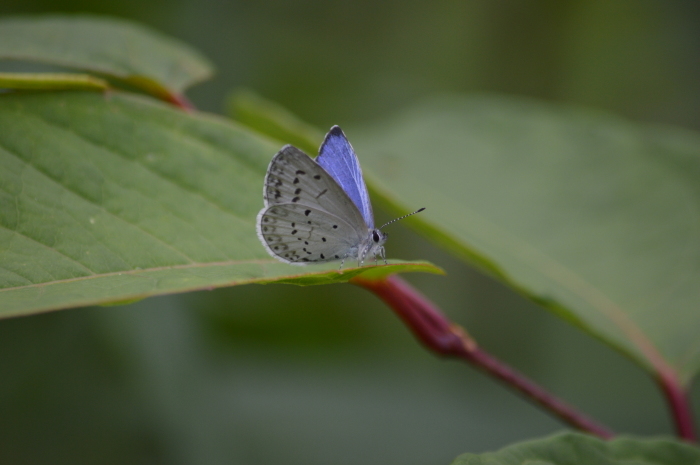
315, 126, 374, 229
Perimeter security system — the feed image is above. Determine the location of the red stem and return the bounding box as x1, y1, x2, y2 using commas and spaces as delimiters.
658, 373, 697, 441
164, 91, 195, 111
352, 274, 615, 439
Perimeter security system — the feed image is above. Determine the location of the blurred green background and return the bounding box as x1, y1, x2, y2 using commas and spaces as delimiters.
1, 1, 699, 464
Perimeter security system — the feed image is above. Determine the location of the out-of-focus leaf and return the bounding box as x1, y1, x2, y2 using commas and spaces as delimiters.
0, 91, 440, 318
0, 72, 109, 91
228, 88, 325, 155
351, 94, 700, 385
450, 432, 700, 465
0, 15, 213, 99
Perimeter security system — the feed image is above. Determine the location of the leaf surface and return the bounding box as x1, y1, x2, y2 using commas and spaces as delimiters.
0, 72, 109, 91
0, 15, 213, 97
0, 91, 440, 318
450, 432, 700, 465
351, 95, 700, 384
228, 88, 324, 155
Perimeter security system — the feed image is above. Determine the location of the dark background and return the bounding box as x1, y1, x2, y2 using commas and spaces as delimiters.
1, 1, 699, 464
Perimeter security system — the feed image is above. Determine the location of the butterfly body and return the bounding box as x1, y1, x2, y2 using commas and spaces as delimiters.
256, 126, 387, 266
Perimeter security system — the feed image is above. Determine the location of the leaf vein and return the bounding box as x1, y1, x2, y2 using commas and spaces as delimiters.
0, 225, 95, 276
0, 132, 199, 266
27, 109, 258, 260
0, 258, 277, 292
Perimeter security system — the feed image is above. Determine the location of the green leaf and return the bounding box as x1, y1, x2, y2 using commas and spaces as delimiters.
351, 95, 700, 385
450, 432, 700, 465
227, 88, 325, 155
0, 91, 441, 318
0, 72, 109, 91
0, 15, 213, 98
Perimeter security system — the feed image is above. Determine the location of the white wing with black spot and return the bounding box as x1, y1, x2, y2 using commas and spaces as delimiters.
256, 145, 371, 264
257, 204, 367, 264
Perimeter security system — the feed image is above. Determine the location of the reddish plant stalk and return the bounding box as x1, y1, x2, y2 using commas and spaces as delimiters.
164, 91, 195, 111
657, 373, 696, 441
352, 274, 615, 440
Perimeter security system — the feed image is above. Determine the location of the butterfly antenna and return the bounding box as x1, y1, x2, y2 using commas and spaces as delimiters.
380, 208, 425, 230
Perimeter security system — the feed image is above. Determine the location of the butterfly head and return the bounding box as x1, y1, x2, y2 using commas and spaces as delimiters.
372, 229, 388, 246
360, 228, 388, 265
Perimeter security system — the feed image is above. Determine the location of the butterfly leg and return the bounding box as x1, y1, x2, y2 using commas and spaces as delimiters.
339, 252, 351, 270
380, 246, 387, 265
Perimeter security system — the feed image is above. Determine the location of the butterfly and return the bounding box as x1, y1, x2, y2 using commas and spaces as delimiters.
256, 126, 423, 267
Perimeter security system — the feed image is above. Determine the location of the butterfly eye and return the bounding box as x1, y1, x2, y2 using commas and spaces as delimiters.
372, 230, 380, 243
